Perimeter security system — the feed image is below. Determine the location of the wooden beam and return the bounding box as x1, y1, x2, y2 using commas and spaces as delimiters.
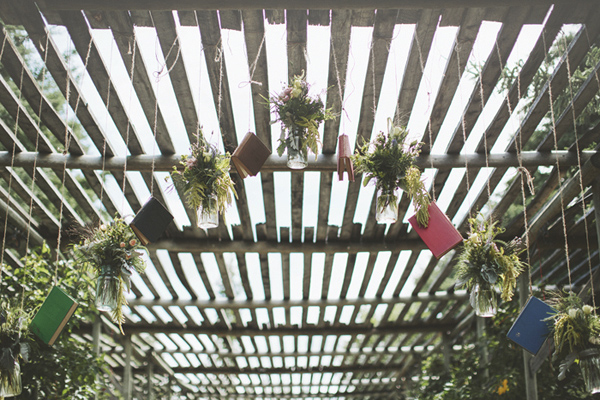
1, 151, 594, 172
38, 0, 599, 11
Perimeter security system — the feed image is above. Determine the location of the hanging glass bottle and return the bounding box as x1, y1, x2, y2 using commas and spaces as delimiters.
197, 193, 219, 229
469, 283, 497, 317
580, 349, 600, 394
286, 126, 308, 170
0, 358, 21, 397
376, 188, 399, 223
96, 264, 120, 312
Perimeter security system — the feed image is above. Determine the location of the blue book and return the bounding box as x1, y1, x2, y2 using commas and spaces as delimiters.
507, 296, 556, 355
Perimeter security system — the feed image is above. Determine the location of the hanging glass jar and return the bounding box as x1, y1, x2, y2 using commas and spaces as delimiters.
469, 283, 497, 317
286, 126, 308, 170
0, 358, 21, 397
580, 349, 600, 394
96, 264, 120, 312
376, 188, 399, 223
197, 193, 219, 229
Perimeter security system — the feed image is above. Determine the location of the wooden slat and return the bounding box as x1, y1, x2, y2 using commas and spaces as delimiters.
219, 10, 241, 30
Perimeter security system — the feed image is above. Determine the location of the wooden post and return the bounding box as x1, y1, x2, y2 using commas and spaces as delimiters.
124, 336, 133, 400
519, 274, 538, 400
147, 355, 155, 400
92, 316, 101, 400
442, 334, 451, 374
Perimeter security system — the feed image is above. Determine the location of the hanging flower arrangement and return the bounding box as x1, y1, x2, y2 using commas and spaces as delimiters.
548, 292, 600, 394
0, 308, 28, 397
75, 217, 146, 333
170, 132, 236, 229
351, 119, 430, 225
454, 215, 526, 317
267, 71, 335, 169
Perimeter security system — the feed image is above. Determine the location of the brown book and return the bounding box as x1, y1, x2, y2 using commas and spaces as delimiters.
130, 196, 173, 245
232, 132, 271, 178
337, 134, 354, 181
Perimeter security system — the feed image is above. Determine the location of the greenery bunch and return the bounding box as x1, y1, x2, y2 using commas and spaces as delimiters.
0, 307, 29, 393
455, 215, 526, 302
170, 132, 236, 217
351, 120, 431, 226
268, 71, 335, 159
75, 217, 146, 332
547, 292, 600, 361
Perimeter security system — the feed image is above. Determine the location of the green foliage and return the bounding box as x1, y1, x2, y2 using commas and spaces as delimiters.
170, 132, 236, 218
267, 71, 336, 159
547, 292, 600, 361
407, 301, 592, 399
0, 243, 106, 399
74, 217, 146, 331
352, 120, 431, 226
455, 215, 526, 302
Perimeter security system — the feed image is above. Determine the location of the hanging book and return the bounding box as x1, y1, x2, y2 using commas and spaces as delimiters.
29, 286, 78, 346
130, 196, 173, 245
507, 296, 556, 355
231, 132, 271, 178
409, 202, 462, 259
337, 134, 354, 182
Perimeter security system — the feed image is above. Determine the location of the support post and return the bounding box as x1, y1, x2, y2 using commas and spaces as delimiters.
124, 336, 133, 400
519, 274, 538, 400
442, 333, 451, 374
148, 353, 155, 400
92, 315, 101, 400
475, 317, 489, 379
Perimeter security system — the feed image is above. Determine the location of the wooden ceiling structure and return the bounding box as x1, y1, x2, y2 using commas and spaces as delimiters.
0, 0, 600, 398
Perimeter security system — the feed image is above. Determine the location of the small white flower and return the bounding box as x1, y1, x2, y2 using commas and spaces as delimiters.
583, 305, 593, 315
589, 336, 600, 345
568, 308, 578, 319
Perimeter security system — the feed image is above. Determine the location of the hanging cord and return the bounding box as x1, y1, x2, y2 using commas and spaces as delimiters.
561, 33, 596, 309
0, 65, 24, 271
330, 34, 348, 139
240, 30, 266, 134
414, 26, 436, 200
121, 32, 138, 210
24, 33, 51, 254
455, 43, 471, 208
54, 35, 94, 284
494, 37, 535, 295
542, 32, 573, 291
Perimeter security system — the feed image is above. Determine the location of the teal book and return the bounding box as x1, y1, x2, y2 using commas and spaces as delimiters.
29, 286, 78, 345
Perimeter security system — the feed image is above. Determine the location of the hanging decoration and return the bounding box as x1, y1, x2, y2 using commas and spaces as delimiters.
231, 131, 271, 179
29, 286, 78, 346
548, 292, 600, 394
351, 119, 430, 225
454, 215, 526, 317
75, 217, 146, 333
409, 202, 462, 259
170, 132, 236, 229
337, 134, 354, 182
507, 296, 555, 355
0, 308, 28, 397
267, 71, 335, 169
130, 197, 174, 245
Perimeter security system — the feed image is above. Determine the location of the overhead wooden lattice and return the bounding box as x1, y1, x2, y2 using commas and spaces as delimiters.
0, 0, 600, 398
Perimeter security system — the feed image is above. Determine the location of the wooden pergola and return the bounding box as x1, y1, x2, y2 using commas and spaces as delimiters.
1, 0, 600, 398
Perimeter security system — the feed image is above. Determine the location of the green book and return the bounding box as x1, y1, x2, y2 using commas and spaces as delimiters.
29, 286, 78, 345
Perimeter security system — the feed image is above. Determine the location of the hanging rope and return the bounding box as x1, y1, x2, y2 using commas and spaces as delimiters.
561, 32, 596, 309
330, 35, 347, 135
455, 42, 472, 210
542, 32, 573, 291
120, 31, 138, 211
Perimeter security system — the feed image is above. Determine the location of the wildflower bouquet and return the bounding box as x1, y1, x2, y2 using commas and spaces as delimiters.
75, 217, 146, 332
170, 132, 236, 226
268, 71, 335, 164
351, 119, 430, 226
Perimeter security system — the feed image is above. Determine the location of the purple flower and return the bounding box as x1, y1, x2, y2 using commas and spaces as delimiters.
186, 157, 197, 169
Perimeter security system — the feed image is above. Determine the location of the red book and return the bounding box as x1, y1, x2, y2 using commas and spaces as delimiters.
337, 134, 354, 182
409, 202, 463, 259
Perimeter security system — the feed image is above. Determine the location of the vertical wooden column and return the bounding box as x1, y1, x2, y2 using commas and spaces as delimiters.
442, 333, 451, 373
519, 274, 538, 400
93, 315, 101, 400
124, 336, 133, 400
475, 317, 489, 379
147, 355, 155, 400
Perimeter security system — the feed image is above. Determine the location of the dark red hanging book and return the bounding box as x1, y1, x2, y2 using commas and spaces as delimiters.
231, 132, 271, 178
409, 202, 463, 259
130, 196, 173, 245
337, 134, 354, 182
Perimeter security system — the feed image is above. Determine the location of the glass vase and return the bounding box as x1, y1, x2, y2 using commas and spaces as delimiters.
0, 359, 21, 397
287, 126, 308, 170
469, 283, 497, 317
96, 265, 120, 312
580, 350, 600, 394
376, 189, 398, 223
197, 193, 219, 229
